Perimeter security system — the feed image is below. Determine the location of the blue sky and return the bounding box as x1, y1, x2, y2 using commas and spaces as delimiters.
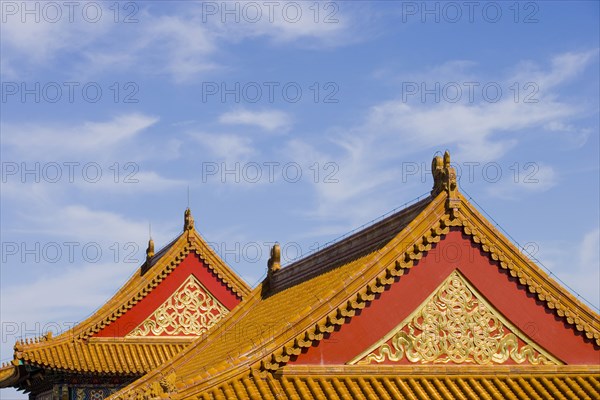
1, 1, 599, 396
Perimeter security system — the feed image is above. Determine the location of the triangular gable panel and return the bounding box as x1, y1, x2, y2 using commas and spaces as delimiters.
349, 270, 559, 365
290, 229, 598, 365
94, 252, 241, 338
126, 274, 228, 337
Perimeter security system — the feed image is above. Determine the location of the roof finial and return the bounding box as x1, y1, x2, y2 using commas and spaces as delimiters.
431, 150, 460, 209
184, 208, 194, 231
146, 223, 155, 263
267, 243, 281, 278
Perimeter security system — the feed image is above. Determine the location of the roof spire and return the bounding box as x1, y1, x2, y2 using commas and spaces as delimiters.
184, 208, 194, 231
267, 243, 281, 278
146, 223, 155, 263
431, 150, 460, 209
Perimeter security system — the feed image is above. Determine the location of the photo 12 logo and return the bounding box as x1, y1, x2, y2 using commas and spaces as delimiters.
401, 161, 540, 184
1, 82, 139, 104
201, 81, 340, 104
399, 1, 540, 24
1, 241, 141, 264
200, 1, 339, 24
2, 322, 77, 345
1, 162, 140, 184
400, 81, 539, 104
201, 161, 340, 184
1, 1, 140, 24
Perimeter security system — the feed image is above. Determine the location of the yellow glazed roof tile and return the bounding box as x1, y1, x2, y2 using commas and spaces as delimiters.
111, 153, 599, 400
1, 209, 251, 387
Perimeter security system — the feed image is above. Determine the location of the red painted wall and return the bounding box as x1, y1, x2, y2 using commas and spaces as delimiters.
95, 253, 241, 337
291, 229, 599, 365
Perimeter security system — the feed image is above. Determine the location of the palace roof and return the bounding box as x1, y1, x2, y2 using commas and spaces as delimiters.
109, 152, 599, 400
0, 209, 251, 392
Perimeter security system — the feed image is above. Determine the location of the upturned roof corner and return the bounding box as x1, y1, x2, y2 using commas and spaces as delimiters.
431, 150, 460, 211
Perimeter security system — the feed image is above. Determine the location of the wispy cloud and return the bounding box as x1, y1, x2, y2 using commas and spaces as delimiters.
286, 49, 596, 224
16, 205, 151, 244
534, 229, 600, 310
2, 113, 159, 160
209, 1, 354, 47
1, 261, 135, 323
188, 132, 256, 161
1, 2, 360, 82
218, 109, 292, 132
486, 163, 558, 199
0, 7, 113, 78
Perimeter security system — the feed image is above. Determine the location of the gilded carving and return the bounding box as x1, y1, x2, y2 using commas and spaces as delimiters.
353, 270, 559, 365
127, 275, 228, 337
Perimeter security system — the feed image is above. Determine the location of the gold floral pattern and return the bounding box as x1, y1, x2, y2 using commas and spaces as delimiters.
353, 270, 559, 365
127, 275, 228, 337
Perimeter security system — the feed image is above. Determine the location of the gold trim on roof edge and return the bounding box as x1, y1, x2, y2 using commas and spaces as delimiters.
5, 221, 251, 381
13, 227, 251, 347
258, 191, 599, 375
282, 364, 600, 375
110, 170, 600, 399
350, 270, 560, 365
114, 368, 600, 399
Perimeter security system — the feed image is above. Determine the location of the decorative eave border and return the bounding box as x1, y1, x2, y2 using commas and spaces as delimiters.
137, 187, 599, 400
14, 227, 251, 353
108, 286, 268, 400
255, 191, 599, 377
189, 230, 252, 300
15, 339, 191, 375
281, 364, 600, 376
453, 192, 600, 345
110, 366, 600, 400
111, 158, 600, 400
131, 193, 448, 400
255, 193, 452, 376
0, 364, 20, 388
74, 236, 247, 340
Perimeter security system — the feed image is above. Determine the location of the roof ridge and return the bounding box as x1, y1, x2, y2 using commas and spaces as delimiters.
121, 194, 448, 397
280, 192, 431, 268
269, 196, 433, 291
100, 152, 600, 399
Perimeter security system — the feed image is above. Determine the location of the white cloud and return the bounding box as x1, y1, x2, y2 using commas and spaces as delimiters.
188, 132, 256, 161
1, 261, 134, 323
534, 229, 600, 310
1, 2, 359, 83
218, 109, 293, 133
284, 50, 596, 225
486, 163, 558, 199
510, 49, 599, 90
580, 229, 600, 270
134, 13, 218, 83
0, 5, 113, 76
210, 2, 351, 46
2, 113, 159, 160
16, 205, 150, 244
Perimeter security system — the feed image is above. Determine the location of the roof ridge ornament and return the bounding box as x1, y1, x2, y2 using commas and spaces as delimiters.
184, 208, 195, 231
431, 150, 460, 210
146, 238, 155, 263
146, 222, 155, 263
267, 243, 281, 278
